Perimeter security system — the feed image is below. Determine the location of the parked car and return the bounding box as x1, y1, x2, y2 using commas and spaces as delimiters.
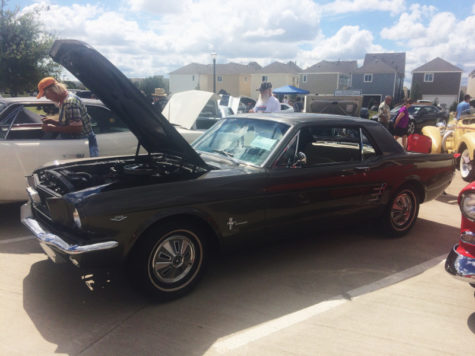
162, 90, 224, 142
422, 109, 475, 182
386, 104, 449, 135
219, 94, 255, 114
280, 103, 294, 112
21, 39, 455, 300
304, 95, 362, 116
0, 97, 139, 203
445, 181, 475, 287
360, 107, 369, 119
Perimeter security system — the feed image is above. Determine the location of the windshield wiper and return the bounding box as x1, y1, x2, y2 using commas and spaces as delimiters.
212, 150, 240, 165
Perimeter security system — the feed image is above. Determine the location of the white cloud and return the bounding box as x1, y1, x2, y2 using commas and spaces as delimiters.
127, 0, 190, 14
297, 26, 384, 68
380, 4, 437, 41
17, 0, 474, 84
322, 0, 406, 16
381, 5, 475, 80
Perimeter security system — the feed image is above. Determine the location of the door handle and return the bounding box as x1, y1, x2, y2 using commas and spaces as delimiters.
355, 166, 370, 172
340, 169, 356, 176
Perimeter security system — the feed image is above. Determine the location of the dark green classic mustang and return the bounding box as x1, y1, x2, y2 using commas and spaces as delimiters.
22, 40, 455, 300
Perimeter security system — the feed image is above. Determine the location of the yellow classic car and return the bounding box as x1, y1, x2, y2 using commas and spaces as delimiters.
422, 109, 475, 182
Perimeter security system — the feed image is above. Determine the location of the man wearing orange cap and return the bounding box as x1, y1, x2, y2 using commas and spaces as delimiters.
37, 77, 98, 157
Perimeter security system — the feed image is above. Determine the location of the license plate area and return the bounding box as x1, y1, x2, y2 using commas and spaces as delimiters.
40, 243, 66, 263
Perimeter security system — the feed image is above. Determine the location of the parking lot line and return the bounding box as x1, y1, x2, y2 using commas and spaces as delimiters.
211, 254, 447, 353
0, 235, 34, 245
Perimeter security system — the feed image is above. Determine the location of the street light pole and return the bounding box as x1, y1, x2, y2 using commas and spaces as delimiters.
211, 52, 217, 93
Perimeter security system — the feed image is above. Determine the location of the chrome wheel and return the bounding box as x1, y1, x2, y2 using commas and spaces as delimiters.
460, 148, 474, 182
407, 120, 415, 135
390, 191, 415, 229
130, 222, 208, 300
384, 186, 419, 237
151, 233, 196, 284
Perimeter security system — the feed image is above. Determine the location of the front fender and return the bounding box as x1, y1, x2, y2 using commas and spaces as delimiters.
458, 133, 475, 159
127, 207, 222, 255
421, 126, 441, 154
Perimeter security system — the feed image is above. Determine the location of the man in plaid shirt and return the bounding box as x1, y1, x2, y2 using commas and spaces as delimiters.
36, 77, 99, 157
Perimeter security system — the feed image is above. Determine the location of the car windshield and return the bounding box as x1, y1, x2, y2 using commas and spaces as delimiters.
193, 118, 290, 166
408, 106, 420, 114
390, 105, 419, 115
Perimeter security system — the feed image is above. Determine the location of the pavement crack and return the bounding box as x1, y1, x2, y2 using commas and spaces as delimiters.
77, 302, 149, 355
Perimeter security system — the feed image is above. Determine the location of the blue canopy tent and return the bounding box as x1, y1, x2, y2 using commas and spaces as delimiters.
272, 85, 309, 95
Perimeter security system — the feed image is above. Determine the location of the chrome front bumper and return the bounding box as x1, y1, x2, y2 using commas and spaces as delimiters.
21, 202, 118, 261
445, 244, 475, 283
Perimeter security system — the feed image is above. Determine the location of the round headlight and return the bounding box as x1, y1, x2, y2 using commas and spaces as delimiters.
460, 192, 475, 221
73, 208, 82, 228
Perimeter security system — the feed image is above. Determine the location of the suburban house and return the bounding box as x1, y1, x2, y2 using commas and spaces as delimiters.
465, 69, 475, 98
169, 62, 261, 96
299, 60, 357, 95
250, 61, 302, 99
351, 52, 406, 107
411, 57, 463, 107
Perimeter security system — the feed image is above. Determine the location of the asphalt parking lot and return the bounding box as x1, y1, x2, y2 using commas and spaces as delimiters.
0, 173, 474, 356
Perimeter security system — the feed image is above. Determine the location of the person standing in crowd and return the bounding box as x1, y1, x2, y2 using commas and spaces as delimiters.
151, 88, 168, 113
250, 82, 281, 113
393, 98, 413, 150
37, 77, 99, 157
456, 94, 471, 120
293, 97, 303, 112
377, 95, 392, 129
283, 96, 289, 104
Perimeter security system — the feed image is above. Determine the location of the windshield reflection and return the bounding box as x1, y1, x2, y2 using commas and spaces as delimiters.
193, 118, 290, 166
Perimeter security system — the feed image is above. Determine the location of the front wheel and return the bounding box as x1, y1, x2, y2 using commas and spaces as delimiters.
460, 148, 475, 182
128, 221, 208, 300
407, 120, 415, 135
383, 186, 420, 237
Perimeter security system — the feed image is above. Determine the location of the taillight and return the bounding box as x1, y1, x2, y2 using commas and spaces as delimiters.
458, 231, 475, 257
460, 191, 475, 221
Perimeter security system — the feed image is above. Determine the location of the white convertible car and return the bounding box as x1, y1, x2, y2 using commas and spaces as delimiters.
0, 97, 141, 202
1, 91, 224, 202
162, 90, 225, 142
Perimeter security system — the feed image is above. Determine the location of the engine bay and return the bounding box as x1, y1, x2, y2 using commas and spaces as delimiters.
35, 154, 208, 196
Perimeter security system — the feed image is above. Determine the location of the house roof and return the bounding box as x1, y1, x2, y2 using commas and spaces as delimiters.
302, 60, 357, 74
412, 57, 463, 73
257, 61, 302, 74
364, 52, 406, 73
354, 60, 397, 74
169, 62, 261, 75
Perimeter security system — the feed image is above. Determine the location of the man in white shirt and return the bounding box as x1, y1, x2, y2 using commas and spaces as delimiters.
251, 82, 281, 113
378, 95, 392, 129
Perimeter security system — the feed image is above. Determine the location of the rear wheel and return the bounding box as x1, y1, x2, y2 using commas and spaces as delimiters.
128, 220, 208, 300
383, 185, 419, 237
436, 118, 447, 127
460, 148, 475, 182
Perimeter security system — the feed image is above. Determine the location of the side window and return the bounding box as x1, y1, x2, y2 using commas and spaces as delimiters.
361, 130, 377, 160
196, 98, 220, 130
87, 106, 128, 134
4, 104, 50, 125
274, 134, 298, 167
298, 126, 361, 167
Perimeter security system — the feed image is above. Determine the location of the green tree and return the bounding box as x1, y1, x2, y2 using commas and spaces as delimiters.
135, 75, 169, 100
410, 82, 422, 101
0, 1, 60, 96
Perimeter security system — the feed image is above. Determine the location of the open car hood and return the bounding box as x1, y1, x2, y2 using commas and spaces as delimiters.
162, 90, 219, 130
49, 39, 207, 169
305, 95, 362, 116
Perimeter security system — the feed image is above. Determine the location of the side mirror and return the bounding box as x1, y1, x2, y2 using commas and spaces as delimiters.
291, 151, 307, 168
